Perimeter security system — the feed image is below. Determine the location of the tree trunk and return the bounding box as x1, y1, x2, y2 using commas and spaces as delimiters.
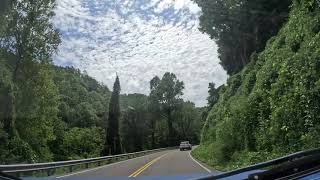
150, 118, 156, 148
114, 134, 121, 154
151, 131, 155, 148
3, 85, 17, 138
167, 109, 174, 146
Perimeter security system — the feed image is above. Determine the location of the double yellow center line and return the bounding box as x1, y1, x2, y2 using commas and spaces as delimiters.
128, 153, 167, 177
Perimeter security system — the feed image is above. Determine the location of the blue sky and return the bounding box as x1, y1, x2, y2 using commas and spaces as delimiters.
53, 0, 227, 107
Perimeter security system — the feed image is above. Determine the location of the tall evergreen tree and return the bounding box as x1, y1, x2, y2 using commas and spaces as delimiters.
106, 76, 122, 155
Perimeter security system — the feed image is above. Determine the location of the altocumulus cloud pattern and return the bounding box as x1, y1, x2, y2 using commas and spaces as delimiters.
53, 0, 227, 106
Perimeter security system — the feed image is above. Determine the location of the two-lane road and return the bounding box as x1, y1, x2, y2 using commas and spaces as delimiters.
56, 149, 219, 179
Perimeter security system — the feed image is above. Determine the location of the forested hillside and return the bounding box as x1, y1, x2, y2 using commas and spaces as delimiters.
1, 59, 204, 163
0, 61, 204, 163
193, 0, 320, 170
0, 0, 204, 164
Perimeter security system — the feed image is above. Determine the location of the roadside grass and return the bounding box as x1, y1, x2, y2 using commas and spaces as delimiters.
191, 144, 285, 172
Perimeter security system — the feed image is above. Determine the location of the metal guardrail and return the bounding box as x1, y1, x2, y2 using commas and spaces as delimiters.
0, 147, 177, 177
196, 148, 320, 180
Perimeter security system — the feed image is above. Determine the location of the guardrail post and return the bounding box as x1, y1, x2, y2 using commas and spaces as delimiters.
98, 161, 101, 166
40, 169, 45, 176
85, 163, 89, 169
47, 169, 55, 176
69, 166, 73, 173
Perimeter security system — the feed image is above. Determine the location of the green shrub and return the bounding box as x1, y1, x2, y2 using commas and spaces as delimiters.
61, 127, 105, 160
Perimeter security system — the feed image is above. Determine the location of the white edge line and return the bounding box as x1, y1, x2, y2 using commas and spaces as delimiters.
56, 151, 166, 179
189, 151, 212, 173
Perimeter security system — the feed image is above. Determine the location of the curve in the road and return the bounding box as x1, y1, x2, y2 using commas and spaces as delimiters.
56, 149, 218, 179
56, 150, 171, 179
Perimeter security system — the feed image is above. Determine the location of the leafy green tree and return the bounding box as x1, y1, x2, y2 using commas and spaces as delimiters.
121, 107, 145, 152
174, 102, 202, 143
193, 0, 291, 74
150, 73, 184, 146
148, 76, 161, 148
48, 119, 67, 161
154, 119, 169, 147
106, 76, 122, 155
0, 121, 8, 163
120, 94, 151, 152
14, 63, 60, 161
0, 57, 16, 138
0, 0, 60, 77
0, 0, 61, 162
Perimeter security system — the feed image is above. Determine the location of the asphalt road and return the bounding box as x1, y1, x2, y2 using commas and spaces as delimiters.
56, 149, 220, 179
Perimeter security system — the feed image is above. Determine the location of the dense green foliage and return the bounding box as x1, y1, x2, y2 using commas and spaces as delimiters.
60, 127, 105, 160
120, 94, 151, 152
0, 1, 204, 163
193, 0, 320, 171
1, 58, 204, 163
193, 0, 292, 74
120, 74, 204, 152
207, 83, 221, 108
0, 0, 61, 163
53, 67, 111, 129
149, 73, 185, 146
50, 67, 111, 161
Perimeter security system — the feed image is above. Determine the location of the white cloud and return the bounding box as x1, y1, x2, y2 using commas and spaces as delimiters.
53, 0, 227, 107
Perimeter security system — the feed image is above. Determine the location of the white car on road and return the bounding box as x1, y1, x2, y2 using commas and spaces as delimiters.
179, 141, 192, 151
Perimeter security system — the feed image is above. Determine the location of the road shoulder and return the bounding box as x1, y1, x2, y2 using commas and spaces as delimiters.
190, 147, 222, 174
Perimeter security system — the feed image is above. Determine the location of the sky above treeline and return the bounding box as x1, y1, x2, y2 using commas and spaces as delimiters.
53, 0, 227, 107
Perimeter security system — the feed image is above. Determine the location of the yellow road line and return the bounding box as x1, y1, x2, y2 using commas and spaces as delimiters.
129, 159, 157, 177
128, 154, 167, 177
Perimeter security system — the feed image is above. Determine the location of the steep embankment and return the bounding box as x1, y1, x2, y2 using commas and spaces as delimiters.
193, 0, 320, 171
